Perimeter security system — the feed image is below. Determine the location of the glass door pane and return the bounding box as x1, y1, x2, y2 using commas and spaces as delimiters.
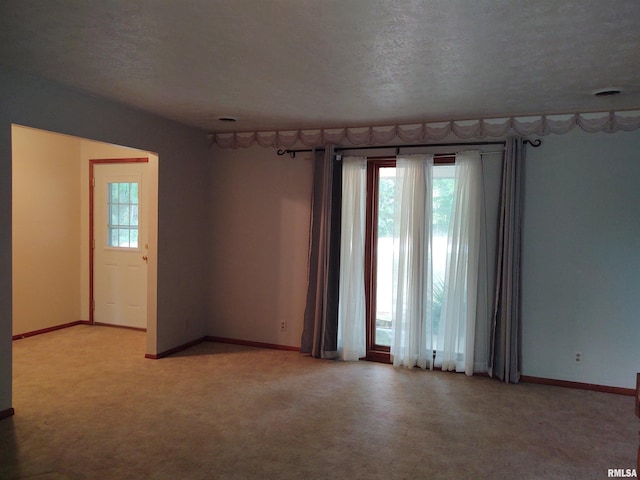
374, 167, 395, 347
432, 166, 455, 346
371, 165, 455, 349
107, 181, 140, 248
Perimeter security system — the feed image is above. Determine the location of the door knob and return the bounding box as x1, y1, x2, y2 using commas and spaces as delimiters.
142, 255, 148, 262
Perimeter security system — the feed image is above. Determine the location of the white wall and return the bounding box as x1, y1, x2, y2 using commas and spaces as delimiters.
12, 126, 82, 336
208, 145, 313, 348
0, 66, 211, 414
522, 128, 640, 389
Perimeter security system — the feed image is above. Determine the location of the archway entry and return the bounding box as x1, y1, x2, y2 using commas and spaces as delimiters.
11, 125, 158, 354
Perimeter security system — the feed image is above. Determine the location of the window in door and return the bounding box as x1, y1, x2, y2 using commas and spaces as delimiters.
365, 157, 456, 362
107, 182, 139, 249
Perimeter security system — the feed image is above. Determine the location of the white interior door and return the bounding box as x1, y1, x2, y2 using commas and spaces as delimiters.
93, 162, 148, 329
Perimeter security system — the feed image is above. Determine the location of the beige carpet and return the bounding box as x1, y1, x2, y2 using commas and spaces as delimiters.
0, 324, 637, 479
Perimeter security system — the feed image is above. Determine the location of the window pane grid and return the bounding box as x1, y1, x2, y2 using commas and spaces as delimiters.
107, 182, 139, 248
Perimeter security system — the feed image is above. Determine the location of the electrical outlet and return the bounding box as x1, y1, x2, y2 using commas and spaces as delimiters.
574, 352, 582, 364
280, 321, 287, 332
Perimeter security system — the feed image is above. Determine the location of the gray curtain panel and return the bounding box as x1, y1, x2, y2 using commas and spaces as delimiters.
300, 146, 341, 358
489, 137, 524, 383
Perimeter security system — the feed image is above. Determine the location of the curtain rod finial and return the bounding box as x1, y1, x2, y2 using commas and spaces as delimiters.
524, 138, 542, 147
277, 149, 296, 158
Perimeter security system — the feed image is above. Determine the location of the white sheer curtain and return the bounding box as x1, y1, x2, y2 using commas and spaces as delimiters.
390, 151, 483, 374
337, 156, 367, 361
391, 154, 434, 369
436, 150, 483, 375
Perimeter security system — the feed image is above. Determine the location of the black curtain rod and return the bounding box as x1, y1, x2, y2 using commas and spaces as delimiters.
276, 139, 541, 158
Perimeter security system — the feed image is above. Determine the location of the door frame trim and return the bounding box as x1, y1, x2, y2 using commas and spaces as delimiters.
89, 158, 149, 325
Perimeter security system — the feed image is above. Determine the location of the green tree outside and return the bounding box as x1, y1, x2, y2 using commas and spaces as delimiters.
377, 176, 455, 237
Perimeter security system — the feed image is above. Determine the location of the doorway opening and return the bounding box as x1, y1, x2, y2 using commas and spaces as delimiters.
11, 124, 158, 354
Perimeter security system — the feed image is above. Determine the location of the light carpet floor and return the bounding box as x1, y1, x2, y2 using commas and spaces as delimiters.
0, 324, 637, 479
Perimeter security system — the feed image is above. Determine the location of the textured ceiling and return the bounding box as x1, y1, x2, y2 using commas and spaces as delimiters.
1, 0, 639, 133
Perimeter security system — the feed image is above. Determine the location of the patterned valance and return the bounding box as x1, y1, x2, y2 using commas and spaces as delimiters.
210, 110, 640, 149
